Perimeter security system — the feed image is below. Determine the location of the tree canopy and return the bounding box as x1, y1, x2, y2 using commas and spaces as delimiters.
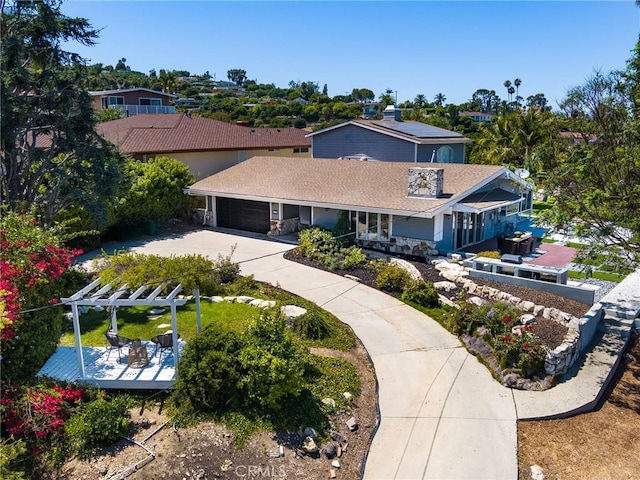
1, 0, 126, 227
542, 38, 640, 261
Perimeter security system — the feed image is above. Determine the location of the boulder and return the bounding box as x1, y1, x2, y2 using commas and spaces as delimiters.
322, 443, 337, 459
210, 296, 224, 303
303, 427, 318, 440
433, 281, 457, 292
467, 296, 488, 307
346, 416, 358, 432
236, 296, 254, 304
301, 436, 318, 454
519, 314, 536, 325
280, 305, 307, 320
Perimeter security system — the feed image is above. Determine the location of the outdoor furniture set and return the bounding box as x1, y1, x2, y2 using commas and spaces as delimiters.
104, 331, 176, 368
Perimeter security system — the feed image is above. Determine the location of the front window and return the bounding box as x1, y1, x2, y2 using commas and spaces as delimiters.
455, 212, 484, 249
108, 96, 125, 106
356, 212, 391, 241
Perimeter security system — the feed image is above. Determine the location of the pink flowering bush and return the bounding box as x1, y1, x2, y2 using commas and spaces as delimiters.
0, 210, 85, 381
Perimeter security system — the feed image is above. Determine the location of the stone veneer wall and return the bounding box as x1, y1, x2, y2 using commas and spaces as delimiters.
268, 217, 299, 236
407, 168, 444, 198
357, 236, 438, 258
433, 260, 597, 377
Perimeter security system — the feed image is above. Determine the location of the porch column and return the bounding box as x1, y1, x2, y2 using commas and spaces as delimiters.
71, 302, 86, 378
110, 306, 118, 332
170, 303, 179, 368
205, 196, 217, 227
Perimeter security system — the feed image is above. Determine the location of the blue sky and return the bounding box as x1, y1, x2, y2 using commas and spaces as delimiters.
62, 1, 640, 108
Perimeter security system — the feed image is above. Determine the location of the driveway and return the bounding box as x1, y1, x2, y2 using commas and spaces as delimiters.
93, 229, 518, 479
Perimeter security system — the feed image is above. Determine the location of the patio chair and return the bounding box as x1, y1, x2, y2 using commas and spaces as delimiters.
104, 331, 132, 361
150, 333, 174, 360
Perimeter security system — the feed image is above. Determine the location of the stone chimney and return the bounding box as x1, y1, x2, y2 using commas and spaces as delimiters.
407, 168, 444, 198
383, 104, 402, 121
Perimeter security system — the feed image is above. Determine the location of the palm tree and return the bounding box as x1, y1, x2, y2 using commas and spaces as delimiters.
414, 94, 426, 107
159, 69, 176, 94
514, 78, 522, 107
504, 80, 512, 102
434, 93, 446, 107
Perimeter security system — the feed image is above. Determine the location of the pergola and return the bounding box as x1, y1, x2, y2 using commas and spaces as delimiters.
63, 279, 203, 378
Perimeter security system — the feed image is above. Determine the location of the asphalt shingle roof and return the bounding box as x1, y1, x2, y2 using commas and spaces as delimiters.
189, 156, 506, 216
96, 114, 311, 154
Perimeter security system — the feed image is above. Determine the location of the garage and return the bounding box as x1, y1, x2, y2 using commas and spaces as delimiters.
216, 197, 270, 233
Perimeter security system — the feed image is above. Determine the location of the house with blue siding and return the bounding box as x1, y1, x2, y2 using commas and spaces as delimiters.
306, 105, 472, 164
188, 156, 533, 257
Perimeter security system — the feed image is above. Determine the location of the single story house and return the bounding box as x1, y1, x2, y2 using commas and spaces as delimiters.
96, 114, 311, 179
89, 88, 178, 116
460, 111, 495, 122
187, 156, 534, 257
306, 105, 472, 164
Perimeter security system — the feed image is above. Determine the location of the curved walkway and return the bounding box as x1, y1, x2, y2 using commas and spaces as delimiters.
85, 229, 518, 479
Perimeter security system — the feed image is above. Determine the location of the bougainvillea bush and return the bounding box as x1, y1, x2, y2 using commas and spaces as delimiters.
0, 210, 85, 381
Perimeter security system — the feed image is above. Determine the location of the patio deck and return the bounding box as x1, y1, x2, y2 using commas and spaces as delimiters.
37, 341, 184, 389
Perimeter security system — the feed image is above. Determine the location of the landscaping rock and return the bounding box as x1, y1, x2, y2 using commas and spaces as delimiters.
249, 299, 264, 307
519, 314, 536, 325
343, 391, 352, 400
280, 305, 307, 320
210, 296, 224, 303
344, 274, 361, 282
530, 464, 545, 480
322, 443, 337, 459
433, 281, 457, 292
346, 416, 358, 432
302, 436, 319, 454
330, 431, 346, 443
223, 296, 237, 303
331, 460, 341, 469
322, 398, 336, 408
236, 296, 254, 304
303, 427, 318, 440
467, 296, 488, 307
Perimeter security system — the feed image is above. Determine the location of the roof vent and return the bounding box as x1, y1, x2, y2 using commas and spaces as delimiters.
407, 167, 444, 198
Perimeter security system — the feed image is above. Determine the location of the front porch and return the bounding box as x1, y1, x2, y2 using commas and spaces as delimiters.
38, 340, 185, 389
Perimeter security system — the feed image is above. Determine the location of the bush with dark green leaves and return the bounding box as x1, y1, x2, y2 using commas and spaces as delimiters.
401, 280, 440, 308
291, 310, 330, 340
65, 394, 131, 458
173, 326, 244, 413
376, 265, 411, 292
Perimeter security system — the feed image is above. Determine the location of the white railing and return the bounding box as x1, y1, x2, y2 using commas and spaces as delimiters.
111, 105, 176, 116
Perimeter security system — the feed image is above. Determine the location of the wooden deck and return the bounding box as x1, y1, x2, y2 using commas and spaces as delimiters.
37, 341, 185, 389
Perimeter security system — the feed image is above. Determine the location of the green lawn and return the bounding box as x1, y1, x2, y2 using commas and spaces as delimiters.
59, 301, 260, 347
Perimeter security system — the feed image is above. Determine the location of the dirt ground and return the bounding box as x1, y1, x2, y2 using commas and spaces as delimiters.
518, 335, 640, 480
57, 340, 378, 480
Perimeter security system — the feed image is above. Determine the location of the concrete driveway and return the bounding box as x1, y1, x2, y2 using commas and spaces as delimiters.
92, 229, 518, 479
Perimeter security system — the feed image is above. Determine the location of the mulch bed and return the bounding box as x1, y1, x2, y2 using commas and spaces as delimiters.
282, 250, 592, 351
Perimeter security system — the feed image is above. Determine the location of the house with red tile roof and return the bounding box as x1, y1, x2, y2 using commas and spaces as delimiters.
187, 156, 533, 256
96, 114, 311, 179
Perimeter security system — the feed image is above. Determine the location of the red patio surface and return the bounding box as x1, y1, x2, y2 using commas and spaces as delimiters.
526, 243, 577, 268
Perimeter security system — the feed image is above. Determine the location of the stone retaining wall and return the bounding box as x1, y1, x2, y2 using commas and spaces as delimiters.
432, 259, 590, 376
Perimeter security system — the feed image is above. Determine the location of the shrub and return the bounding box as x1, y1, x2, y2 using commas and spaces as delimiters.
401, 280, 440, 308
340, 245, 367, 270
65, 393, 131, 459
238, 310, 309, 409
0, 437, 26, 480
297, 227, 337, 259
376, 265, 411, 292
291, 310, 330, 340
475, 250, 501, 259
173, 326, 244, 413
212, 245, 240, 284
493, 325, 547, 376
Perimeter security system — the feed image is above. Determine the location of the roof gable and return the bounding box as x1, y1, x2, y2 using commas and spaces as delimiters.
89, 88, 178, 99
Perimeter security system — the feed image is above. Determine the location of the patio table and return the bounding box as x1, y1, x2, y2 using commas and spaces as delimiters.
127, 340, 149, 368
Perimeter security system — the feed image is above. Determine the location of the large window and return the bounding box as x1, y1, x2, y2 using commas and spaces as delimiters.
108, 96, 125, 106
356, 212, 390, 241
139, 98, 162, 106
436, 145, 453, 163
455, 212, 484, 249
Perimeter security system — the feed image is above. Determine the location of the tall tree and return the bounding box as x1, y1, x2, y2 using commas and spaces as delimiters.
158, 68, 176, 93
434, 92, 446, 107
504, 80, 512, 102
414, 93, 426, 107
544, 40, 640, 260
514, 78, 522, 106
1, 0, 126, 227
227, 68, 247, 85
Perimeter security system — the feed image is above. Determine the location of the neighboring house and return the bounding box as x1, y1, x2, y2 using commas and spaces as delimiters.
188, 156, 533, 257
96, 114, 311, 179
307, 105, 472, 163
460, 111, 495, 122
89, 88, 178, 116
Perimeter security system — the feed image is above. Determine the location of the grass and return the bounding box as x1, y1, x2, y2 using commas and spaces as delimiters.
568, 270, 625, 282
59, 301, 260, 347
541, 238, 557, 244
59, 278, 355, 351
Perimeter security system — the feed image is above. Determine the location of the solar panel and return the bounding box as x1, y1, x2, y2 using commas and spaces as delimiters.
371, 121, 463, 139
